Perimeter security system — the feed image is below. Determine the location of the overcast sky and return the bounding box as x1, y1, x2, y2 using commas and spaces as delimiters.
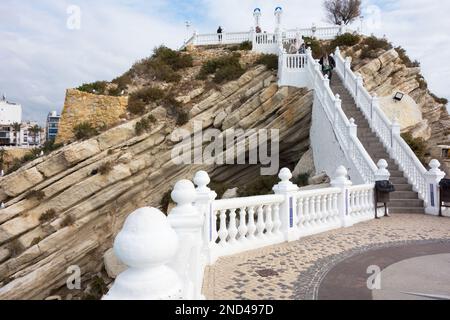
1, 0, 449, 124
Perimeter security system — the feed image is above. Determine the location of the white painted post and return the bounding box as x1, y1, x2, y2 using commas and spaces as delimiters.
168, 180, 205, 300
390, 117, 401, 156
349, 118, 358, 138
339, 21, 346, 35
355, 74, 364, 103
193, 171, 217, 265
334, 94, 342, 124
370, 94, 379, 126
375, 159, 391, 181
344, 56, 352, 82
273, 168, 300, 241
331, 166, 353, 227
103, 207, 182, 300
425, 160, 446, 216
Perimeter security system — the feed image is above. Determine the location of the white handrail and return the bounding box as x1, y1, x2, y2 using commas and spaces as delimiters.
333, 47, 428, 199
302, 48, 379, 183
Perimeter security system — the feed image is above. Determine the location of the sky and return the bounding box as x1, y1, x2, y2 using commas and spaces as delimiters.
1, 0, 449, 125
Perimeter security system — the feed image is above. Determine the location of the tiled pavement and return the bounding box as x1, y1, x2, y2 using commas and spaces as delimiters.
202, 214, 450, 300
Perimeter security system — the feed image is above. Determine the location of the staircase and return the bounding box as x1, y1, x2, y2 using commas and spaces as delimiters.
330, 74, 425, 214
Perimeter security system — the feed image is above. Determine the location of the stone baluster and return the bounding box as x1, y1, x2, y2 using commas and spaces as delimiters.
334, 94, 342, 124
103, 207, 182, 300
273, 168, 300, 241
370, 94, 379, 125
425, 160, 446, 216
168, 180, 205, 300
349, 118, 358, 141
355, 74, 364, 102
331, 166, 353, 227
193, 171, 217, 265
344, 56, 352, 81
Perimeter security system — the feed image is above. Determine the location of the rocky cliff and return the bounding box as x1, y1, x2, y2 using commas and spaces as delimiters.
0, 47, 313, 299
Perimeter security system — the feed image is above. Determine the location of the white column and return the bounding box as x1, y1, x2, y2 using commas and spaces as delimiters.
193, 171, 217, 265
168, 180, 205, 300
425, 159, 446, 216
273, 168, 300, 241
103, 208, 182, 300
331, 166, 353, 227
349, 118, 358, 138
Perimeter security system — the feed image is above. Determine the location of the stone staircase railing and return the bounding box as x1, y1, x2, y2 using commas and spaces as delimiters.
277, 44, 446, 215
104, 166, 388, 300
331, 47, 445, 213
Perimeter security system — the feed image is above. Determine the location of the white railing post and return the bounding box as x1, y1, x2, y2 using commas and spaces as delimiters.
375, 159, 391, 181
370, 94, 379, 126
355, 74, 364, 104
390, 118, 401, 155
349, 118, 358, 138
331, 166, 353, 227
193, 30, 198, 46
424, 160, 446, 216
273, 168, 300, 241
103, 208, 183, 300
168, 180, 205, 300
193, 171, 217, 266
344, 57, 352, 82
334, 94, 342, 124
339, 22, 346, 35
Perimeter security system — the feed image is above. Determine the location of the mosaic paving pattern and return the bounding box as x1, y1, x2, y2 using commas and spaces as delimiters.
202, 215, 450, 300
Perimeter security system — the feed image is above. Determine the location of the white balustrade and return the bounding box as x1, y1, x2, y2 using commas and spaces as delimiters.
332, 46, 440, 205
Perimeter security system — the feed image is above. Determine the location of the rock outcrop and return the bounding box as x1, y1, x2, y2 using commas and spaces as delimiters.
0, 58, 313, 299
56, 89, 129, 144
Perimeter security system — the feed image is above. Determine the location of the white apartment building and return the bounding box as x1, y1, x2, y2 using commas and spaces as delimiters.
0, 95, 42, 147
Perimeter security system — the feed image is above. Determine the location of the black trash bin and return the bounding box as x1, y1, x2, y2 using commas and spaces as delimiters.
439, 179, 450, 217
375, 181, 395, 218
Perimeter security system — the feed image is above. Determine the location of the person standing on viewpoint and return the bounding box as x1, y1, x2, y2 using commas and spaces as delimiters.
217, 26, 223, 42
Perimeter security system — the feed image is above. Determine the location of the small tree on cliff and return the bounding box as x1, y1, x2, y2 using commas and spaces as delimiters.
323, 0, 362, 25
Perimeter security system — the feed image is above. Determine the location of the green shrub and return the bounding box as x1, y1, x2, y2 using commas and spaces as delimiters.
395, 46, 420, 68
127, 87, 165, 115
8, 239, 25, 258
135, 115, 156, 135
213, 64, 245, 83
209, 181, 231, 199
132, 58, 181, 82
360, 36, 393, 60
26, 190, 45, 201
401, 132, 428, 164
416, 75, 428, 90
176, 109, 189, 126
61, 214, 76, 228
303, 37, 322, 59
152, 46, 193, 70
293, 173, 310, 187
39, 209, 57, 223
197, 54, 245, 83
256, 54, 278, 71
329, 33, 361, 52
237, 176, 279, 197
98, 161, 113, 175
430, 93, 449, 105
239, 41, 253, 51
41, 140, 63, 154
77, 81, 107, 95
73, 122, 98, 140
112, 72, 132, 91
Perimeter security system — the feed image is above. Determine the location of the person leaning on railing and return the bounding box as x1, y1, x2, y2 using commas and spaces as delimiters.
217, 26, 223, 42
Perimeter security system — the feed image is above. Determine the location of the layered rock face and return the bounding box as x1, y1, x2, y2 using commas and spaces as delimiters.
0, 63, 313, 299
351, 48, 450, 154
56, 89, 129, 143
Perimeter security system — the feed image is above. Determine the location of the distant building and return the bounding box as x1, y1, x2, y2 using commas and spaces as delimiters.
21, 121, 42, 146
46, 111, 61, 141
0, 95, 22, 146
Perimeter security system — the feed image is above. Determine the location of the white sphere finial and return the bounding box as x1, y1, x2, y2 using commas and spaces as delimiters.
279, 168, 293, 183
335, 93, 341, 100
430, 159, 441, 170
331, 166, 352, 187
377, 159, 388, 170
171, 180, 197, 208
194, 171, 211, 193
104, 207, 182, 300
349, 118, 356, 125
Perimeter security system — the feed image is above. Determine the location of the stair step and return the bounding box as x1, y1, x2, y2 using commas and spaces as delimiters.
389, 208, 425, 214
391, 191, 420, 199
389, 199, 424, 208
389, 171, 404, 178
390, 177, 409, 184
394, 184, 413, 191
